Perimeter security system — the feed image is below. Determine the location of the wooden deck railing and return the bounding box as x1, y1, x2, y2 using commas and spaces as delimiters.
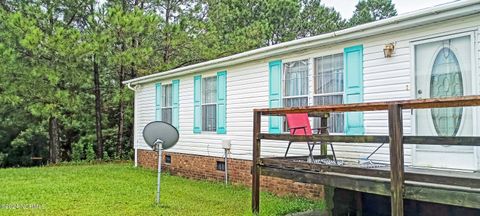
252, 96, 480, 216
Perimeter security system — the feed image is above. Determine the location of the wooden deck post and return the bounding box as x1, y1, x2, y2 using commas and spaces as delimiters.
320, 113, 329, 156
252, 110, 262, 214
324, 186, 335, 215
388, 104, 404, 216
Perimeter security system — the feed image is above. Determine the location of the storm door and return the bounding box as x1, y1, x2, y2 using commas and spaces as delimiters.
413, 34, 477, 170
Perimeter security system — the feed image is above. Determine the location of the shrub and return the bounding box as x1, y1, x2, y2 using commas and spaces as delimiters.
72, 142, 84, 162
86, 143, 96, 161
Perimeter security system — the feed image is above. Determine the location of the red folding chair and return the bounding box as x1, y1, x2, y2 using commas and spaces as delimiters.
285, 113, 337, 163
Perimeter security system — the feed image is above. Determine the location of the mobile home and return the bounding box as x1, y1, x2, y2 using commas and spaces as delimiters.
124, 0, 480, 197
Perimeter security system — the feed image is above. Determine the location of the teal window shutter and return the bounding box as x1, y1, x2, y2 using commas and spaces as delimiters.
269, 60, 282, 134
344, 45, 364, 135
216, 71, 227, 134
172, 79, 180, 129
155, 83, 162, 121
193, 75, 202, 133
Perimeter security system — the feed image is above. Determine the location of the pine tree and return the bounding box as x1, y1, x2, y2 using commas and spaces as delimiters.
0, 0, 357, 166
297, 0, 346, 38
349, 0, 397, 26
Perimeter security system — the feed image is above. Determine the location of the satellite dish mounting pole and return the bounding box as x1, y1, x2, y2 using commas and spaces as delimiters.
155, 138, 163, 204
142, 121, 179, 205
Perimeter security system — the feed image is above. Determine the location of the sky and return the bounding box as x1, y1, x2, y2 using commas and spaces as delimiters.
321, 0, 457, 19
96, 0, 459, 19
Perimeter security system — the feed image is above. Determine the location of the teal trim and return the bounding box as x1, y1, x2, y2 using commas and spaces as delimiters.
216, 71, 227, 134
344, 45, 364, 135
155, 82, 162, 121
268, 60, 282, 134
172, 79, 180, 129
193, 75, 202, 133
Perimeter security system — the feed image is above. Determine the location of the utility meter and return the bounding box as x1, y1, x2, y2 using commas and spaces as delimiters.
222, 139, 232, 150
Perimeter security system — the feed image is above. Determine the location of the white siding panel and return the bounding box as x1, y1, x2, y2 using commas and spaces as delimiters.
135, 83, 156, 150
133, 15, 480, 165
363, 41, 412, 163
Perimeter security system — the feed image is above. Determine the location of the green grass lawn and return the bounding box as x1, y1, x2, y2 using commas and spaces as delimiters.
0, 163, 321, 215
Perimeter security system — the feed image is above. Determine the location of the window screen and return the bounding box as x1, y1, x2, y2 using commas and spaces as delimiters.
162, 84, 173, 124
314, 53, 344, 133
202, 76, 217, 132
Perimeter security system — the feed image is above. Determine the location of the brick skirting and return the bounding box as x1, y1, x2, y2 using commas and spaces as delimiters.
137, 149, 323, 199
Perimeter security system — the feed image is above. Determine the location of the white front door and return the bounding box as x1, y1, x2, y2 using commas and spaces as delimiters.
413, 33, 478, 170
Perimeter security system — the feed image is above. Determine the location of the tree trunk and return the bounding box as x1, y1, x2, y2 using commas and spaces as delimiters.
163, 0, 171, 63
93, 54, 104, 159
130, 43, 137, 151
49, 117, 60, 164
117, 64, 125, 158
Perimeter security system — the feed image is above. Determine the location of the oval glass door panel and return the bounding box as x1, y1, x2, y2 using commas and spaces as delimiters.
430, 47, 463, 136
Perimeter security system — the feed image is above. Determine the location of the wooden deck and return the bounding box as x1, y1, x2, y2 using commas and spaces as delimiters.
251, 96, 480, 216
260, 156, 480, 208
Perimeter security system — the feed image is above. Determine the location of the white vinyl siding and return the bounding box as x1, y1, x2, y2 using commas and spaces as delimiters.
132, 14, 480, 167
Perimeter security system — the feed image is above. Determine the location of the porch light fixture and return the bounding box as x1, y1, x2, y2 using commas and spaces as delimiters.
383, 43, 395, 58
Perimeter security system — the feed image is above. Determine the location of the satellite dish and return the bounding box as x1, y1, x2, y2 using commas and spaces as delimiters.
142, 121, 179, 205
143, 121, 179, 151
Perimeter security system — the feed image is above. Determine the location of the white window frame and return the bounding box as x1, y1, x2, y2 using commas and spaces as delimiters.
283, 59, 310, 131
313, 53, 345, 134
283, 59, 310, 107
161, 84, 173, 125
202, 76, 217, 132
281, 54, 345, 134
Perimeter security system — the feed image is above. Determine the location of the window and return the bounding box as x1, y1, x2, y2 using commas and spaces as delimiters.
202, 76, 217, 132
162, 84, 173, 124
281, 56, 345, 133
430, 47, 463, 136
216, 161, 225, 171
165, 155, 171, 164
314, 53, 344, 133
283, 60, 309, 131
283, 60, 309, 107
